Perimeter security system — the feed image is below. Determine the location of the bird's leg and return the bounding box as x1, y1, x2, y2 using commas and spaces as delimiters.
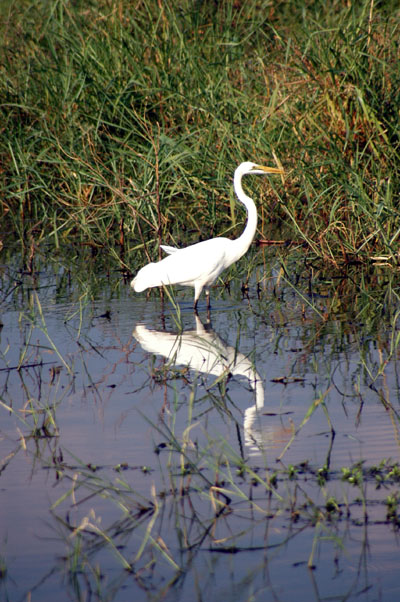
205, 289, 212, 320
193, 284, 203, 313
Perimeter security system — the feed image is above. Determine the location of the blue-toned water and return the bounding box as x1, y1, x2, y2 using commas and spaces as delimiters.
1, 254, 400, 601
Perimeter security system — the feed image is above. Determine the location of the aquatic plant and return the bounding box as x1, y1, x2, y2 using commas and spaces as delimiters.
1, 0, 399, 272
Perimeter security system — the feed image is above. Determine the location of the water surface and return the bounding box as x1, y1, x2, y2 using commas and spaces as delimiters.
1, 254, 400, 601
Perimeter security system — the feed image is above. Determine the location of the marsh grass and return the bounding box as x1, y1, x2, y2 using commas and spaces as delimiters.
2, 256, 400, 599
1, 0, 400, 274
44, 419, 400, 589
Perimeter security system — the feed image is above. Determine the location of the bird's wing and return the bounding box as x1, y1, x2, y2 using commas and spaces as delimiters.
160, 244, 179, 255
133, 238, 232, 291
155, 238, 231, 287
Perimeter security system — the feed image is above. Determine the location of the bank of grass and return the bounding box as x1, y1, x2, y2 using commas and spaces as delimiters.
1, 0, 400, 271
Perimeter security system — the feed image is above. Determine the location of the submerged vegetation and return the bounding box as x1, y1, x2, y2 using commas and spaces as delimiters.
1, 0, 400, 271
1, 246, 400, 599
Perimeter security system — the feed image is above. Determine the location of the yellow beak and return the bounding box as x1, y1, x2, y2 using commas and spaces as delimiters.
256, 164, 284, 174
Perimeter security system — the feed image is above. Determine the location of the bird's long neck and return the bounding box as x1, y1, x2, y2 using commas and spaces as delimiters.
232, 171, 258, 260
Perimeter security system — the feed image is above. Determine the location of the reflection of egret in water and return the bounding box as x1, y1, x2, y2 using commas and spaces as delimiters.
133, 316, 291, 457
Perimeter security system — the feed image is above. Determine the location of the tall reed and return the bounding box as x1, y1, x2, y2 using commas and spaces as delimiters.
1, 0, 399, 270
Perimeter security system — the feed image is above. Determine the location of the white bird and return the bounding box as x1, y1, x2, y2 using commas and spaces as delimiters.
131, 161, 283, 310
133, 317, 291, 456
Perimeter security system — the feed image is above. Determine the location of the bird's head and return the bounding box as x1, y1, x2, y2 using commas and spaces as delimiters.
236, 161, 284, 177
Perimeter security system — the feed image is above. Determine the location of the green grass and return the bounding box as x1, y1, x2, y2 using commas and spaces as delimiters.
1, 0, 400, 272
2, 244, 400, 598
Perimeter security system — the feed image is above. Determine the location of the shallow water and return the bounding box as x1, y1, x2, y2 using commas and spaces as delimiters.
1, 255, 400, 601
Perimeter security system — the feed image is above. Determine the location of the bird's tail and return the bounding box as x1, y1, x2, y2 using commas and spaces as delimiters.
131, 262, 166, 292
131, 273, 148, 292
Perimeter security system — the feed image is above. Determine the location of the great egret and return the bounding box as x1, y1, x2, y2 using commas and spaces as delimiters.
133, 317, 291, 456
131, 161, 283, 309
133, 317, 264, 404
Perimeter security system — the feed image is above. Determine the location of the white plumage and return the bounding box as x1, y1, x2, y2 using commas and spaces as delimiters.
131, 161, 283, 309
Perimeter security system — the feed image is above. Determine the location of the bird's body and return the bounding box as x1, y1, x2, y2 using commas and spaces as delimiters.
134, 237, 242, 303
131, 161, 283, 309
